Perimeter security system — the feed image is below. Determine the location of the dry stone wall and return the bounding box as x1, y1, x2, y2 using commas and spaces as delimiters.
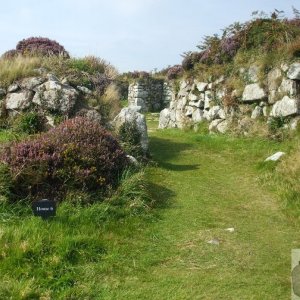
128, 79, 171, 112
0, 72, 102, 126
159, 62, 300, 133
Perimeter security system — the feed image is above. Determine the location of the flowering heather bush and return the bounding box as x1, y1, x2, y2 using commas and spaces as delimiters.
287, 18, 300, 28
1, 49, 18, 59
219, 36, 241, 61
1, 117, 128, 202
166, 65, 183, 80
182, 52, 202, 70
125, 71, 150, 79
199, 50, 211, 64
16, 37, 69, 57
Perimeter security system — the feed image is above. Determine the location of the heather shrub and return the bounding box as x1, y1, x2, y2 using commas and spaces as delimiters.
166, 65, 183, 80
182, 52, 202, 70
122, 71, 150, 81
16, 37, 69, 57
1, 117, 129, 202
1, 49, 19, 59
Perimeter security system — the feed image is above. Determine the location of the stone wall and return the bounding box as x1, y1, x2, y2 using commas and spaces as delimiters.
0, 72, 102, 126
128, 79, 171, 112
159, 62, 300, 133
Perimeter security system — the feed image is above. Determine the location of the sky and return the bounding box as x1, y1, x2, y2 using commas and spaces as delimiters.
0, 1, 299, 72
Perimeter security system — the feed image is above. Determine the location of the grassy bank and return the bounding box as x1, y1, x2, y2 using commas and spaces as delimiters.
0, 117, 300, 299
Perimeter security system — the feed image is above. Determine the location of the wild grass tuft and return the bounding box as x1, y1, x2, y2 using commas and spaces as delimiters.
0, 55, 41, 88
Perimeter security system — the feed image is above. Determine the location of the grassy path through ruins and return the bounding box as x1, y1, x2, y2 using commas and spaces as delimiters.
1, 118, 300, 299
110, 117, 300, 299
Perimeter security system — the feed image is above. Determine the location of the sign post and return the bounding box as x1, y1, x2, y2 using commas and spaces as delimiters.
32, 199, 56, 219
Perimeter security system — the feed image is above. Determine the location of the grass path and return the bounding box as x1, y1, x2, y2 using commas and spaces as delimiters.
1, 122, 300, 299
110, 121, 300, 299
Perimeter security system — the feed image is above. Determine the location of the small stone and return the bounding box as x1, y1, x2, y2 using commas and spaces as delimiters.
192, 109, 204, 123
225, 228, 235, 233
251, 106, 263, 119
265, 152, 285, 162
290, 117, 300, 130
46, 115, 55, 127
7, 84, 19, 93
216, 120, 229, 133
247, 65, 259, 83
214, 76, 224, 85
270, 96, 299, 117
185, 106, 194, 117
209, 119, 223, 132
195, 82, 208, 92
287, 63, 300, 80
281, 63, 289, 72
47, 73, 59, 81
6, 91, 33, 110
207, 239, 220, 245
188, 93, 199, 101
268, 68, 282, 91
278, 78, 297, 96
126, 155, 139, 166
77, 86, 93, 95
242, 83, 267, 102
21, 77, 46, 90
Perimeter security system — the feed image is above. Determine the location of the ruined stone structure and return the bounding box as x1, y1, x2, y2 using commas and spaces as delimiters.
128, 79, 172, 112
158, 62, 300, 133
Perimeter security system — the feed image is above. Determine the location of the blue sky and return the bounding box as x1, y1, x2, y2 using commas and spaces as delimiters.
0, 1, 299, 72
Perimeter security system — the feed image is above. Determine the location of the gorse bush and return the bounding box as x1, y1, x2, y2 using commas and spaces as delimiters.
1, 117, 128, 202
16, 37, 69, 57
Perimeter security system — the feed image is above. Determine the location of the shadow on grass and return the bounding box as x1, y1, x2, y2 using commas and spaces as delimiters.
148, 182, 176, 209
158, 162, 200, 171
149, 136, 200, 171
149, 136, 193, 161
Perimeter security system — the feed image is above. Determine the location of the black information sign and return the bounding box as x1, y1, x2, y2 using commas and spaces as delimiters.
32, 199, 56, 219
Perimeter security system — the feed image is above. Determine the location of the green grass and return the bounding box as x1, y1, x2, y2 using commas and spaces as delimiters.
0, 129, 24, 142
0, 119, 300, 299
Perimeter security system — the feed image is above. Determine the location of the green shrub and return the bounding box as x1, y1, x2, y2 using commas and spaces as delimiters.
118, 121, 144, 158
0, 163, 12, 200
268, 116, 289, 133
13, 112, 45, 134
